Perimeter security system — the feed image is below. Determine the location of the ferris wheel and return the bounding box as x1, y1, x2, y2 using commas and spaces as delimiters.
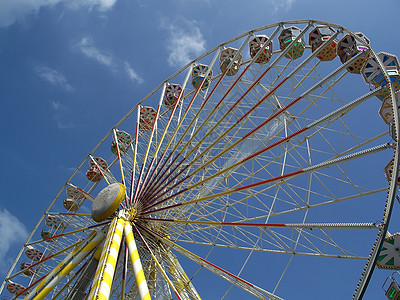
1, 19, 400, 299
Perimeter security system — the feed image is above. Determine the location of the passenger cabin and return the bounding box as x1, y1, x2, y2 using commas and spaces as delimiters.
337, 33, 369, 74
385, 279, 400, 299
362, 52, 399, 86
219, 47, 242, 76
377, 233, 400, 270
384, 157, 400, 185
20, 262, 35, 276
278, 26, 305, 60
45, 215, 64, 229
379, 91, 400, 125
86, 166, 102, 182
66, 185, 85, 200
86, 157, 108, 182
361, 52, 400, 101
6, 281, 28, 296
308, 26, 337, 61
164, 84, 182, 109
249, 35, 273, 64
63, 197, 80, 211
41, 228, 53, 242
139, 106, 157, 131
25, 246, 43, 261
111, 130, 132, 155
191, 64, 212, 90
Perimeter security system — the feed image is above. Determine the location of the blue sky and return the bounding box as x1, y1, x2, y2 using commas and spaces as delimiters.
1, 0, 400, 299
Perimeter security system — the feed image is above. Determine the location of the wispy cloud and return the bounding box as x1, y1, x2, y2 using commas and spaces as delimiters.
124, 61, 144, 84
0, 0, 118, 28
35, 65, 74, 91
51, 101, 74, 129
75, 36, 114, 68
269, 0, 296, 14
68, 0, 117, 11
162, 18, 206, 68
0, 208, 28, 275
74, 37, 143, 84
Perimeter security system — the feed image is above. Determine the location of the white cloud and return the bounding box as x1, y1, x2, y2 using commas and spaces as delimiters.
124, 61, 144, 84
35, 65, 74, 91
269, 0, 295, 14
74, 39, 143, 84
67, 0, 117, 11
51, 101, 74, 129
0, 208, 28, 275
162, 19, 206, 68
0, 0, 117, 28
51, 101, 61, 110
75, 36, 114, 68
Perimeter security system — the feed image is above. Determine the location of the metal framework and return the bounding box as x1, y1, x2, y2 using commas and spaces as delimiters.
1, 20, 399, 299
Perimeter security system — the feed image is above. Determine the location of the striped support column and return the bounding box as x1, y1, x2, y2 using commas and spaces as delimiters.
88, 218, 119, 299
167, 252, 201, 300
166, 256, 189, 300
88, 217, 124, 300
124, 221, 151, 300
25, 230, 105, 300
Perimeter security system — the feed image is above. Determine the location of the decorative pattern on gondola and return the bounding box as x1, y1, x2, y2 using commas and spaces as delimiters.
377, 233, 400, 270
191, 64, 212, 90
139, 106, 157, 131
163, 84, 183, 109
308, 26, 337, 61
278, 26, 305, 60
219, 47, 242, 76
111, 130, 132, 155
337, 33, 369, 74
249, 35, 273, 64
86, 157, 108, 182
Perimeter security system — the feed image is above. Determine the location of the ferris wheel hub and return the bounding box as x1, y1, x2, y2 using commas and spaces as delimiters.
121, 207, 137, 221
91, 182, 126, 222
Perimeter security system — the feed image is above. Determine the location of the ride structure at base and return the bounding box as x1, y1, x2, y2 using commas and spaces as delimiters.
1, 20, 400, 300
